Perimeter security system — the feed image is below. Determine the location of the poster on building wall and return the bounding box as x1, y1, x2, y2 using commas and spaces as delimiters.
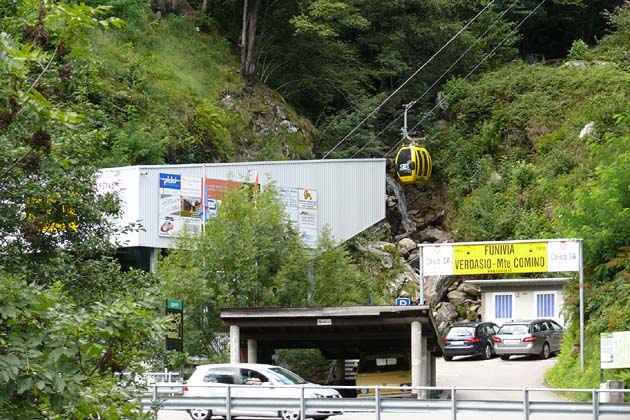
158, 173, 202, 237
280, 187, 318, 248
202, 178, 244, 220
96, 169, 125, 228
601, 331, 630, 369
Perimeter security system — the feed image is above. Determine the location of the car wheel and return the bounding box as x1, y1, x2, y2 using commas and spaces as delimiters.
280, 410, 300, 420
311, 417, 329, 420
500, 355, 510, 360
540, 342, 551, 359
188, 409, 211, 420
443, 355, 453, 361
483, 344, 492, 360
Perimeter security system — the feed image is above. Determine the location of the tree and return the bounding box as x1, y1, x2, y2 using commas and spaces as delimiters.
0, 277, 161, 419
0, 2, 165, 417
159, 184, 373, 356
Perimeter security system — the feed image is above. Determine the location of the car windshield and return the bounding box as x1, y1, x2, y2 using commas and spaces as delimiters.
446, 327, 475, 339
499, 324, 530, 335
266, 367, 307, 385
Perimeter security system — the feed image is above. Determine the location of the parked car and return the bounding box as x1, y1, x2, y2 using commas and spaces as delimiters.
355, 352, 411, 397
493, 319, 564, 360
183, 363, 342, 420
442, 321, 500, 361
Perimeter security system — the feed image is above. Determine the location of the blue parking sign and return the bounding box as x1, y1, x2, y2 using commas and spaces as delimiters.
396, 297, 411, 306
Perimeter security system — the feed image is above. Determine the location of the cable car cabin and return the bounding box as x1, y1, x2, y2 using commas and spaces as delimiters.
395, 145, 432, 183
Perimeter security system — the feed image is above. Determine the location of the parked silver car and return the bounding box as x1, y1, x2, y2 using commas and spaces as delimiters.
493, 319, 564, 360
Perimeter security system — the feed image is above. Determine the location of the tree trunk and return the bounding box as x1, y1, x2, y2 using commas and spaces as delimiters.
201, 0, 208, 12
240, 0, 260, 81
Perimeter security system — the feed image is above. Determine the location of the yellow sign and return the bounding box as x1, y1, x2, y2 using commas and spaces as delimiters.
453, 242, 548, 275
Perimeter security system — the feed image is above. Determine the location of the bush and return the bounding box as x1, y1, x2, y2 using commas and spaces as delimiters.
567, 39, 589, 60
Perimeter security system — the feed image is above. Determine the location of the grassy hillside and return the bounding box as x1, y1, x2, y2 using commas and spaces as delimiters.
79, 14, 314, 167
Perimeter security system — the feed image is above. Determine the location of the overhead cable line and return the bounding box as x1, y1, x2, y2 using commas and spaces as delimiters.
383, 0, 550, 158
351, 0, 520, 159
320, 0, 498, 160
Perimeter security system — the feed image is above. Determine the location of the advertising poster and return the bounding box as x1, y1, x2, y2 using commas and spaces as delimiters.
158, 173, 202, 237
280, 187, 318, 248
202, 178, 244, 220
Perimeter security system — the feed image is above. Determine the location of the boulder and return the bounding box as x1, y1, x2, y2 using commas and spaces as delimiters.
397, 238, 416, 257
406, 249, 419, 268
457, 283, 479, 298
423, 275, 457, 307
417, 227, 453, 243
447, 290, 467, 301
434, 302, 458, 330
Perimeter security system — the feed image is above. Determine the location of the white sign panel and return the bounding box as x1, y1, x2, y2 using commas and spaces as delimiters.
601, 331, 630, 369
422, 245, 454, 276
547, 240, 580, 272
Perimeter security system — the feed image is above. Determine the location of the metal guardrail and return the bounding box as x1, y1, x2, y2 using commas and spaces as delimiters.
141, 383, 630, 420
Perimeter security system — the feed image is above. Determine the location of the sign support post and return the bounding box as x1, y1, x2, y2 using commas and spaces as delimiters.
419, 245, 425, 306
578, 239, 584, 372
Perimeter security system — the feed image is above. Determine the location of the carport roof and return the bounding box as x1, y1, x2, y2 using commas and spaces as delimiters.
220, 305, 441, 358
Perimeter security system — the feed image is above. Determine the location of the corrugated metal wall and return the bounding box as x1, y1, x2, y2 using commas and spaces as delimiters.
98, 159, 386, 249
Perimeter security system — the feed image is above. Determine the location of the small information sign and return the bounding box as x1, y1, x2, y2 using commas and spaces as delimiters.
166, 299, 184, 352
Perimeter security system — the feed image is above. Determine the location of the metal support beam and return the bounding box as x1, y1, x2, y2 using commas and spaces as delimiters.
230, 325, 240, 364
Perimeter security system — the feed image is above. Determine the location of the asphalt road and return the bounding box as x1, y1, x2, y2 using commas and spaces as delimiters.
155, 355, 613, 420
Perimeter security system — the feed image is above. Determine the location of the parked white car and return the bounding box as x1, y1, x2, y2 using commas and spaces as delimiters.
183, 363, 342, 420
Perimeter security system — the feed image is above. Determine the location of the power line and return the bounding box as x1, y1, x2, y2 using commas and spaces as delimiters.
383, 0, 550, 158
351, 0, 521, 159
320, 0, 498, 160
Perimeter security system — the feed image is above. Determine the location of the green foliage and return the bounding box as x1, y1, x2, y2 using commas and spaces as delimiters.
567, 39, 589, 60
0, 4, 166, 416
159, 185, 375, 356
591, 2, 630, 68
555, 130, 630, 276
0, 276, 161, 419
274, 349, 330, 383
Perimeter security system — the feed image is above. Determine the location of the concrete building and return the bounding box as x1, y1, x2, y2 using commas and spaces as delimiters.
465, 278, 569, 326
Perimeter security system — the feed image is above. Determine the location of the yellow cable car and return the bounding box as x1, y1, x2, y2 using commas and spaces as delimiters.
394, 104, 432, 183
395, 144, 432, 183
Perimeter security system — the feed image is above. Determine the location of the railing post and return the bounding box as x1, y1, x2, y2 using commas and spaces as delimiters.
375, 387, 381, 420
523, 387, 529, 420
300, 384, 305, 420
592, 388, 599, 420
451, 385, 457, 420
226, 385, 232, 420
152, 384, 159, 420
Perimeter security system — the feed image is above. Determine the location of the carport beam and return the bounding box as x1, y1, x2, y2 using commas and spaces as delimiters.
230, 325, 240, 363
411, 321, 423, 397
